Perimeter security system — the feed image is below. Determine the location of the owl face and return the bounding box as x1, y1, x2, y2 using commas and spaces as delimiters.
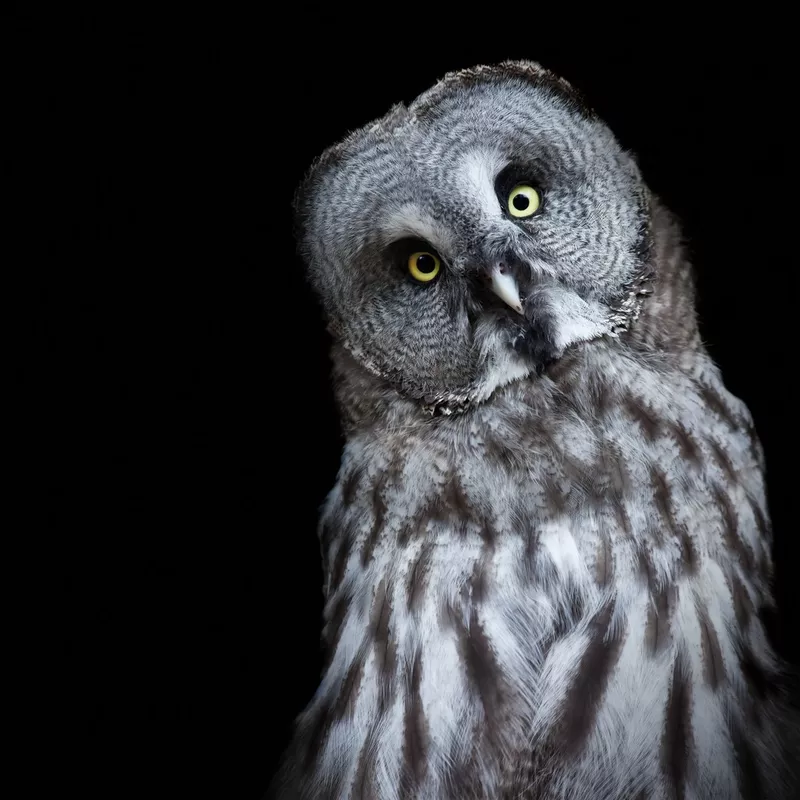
294, 62, 653, 409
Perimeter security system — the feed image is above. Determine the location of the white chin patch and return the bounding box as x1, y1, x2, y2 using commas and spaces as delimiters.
554, 315, 610, 352
476, 356, 533, 403
547, 289, 612, 352
519, 285, 610, 355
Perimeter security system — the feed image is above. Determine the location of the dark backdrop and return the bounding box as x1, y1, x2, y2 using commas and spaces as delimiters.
29, 11, 794, 800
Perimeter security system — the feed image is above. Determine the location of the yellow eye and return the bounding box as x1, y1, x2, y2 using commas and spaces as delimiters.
408, 251, 441, 282
507, 184, 541, 218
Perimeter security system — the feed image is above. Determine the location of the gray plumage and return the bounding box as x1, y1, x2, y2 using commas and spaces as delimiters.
271, 61, 799, 799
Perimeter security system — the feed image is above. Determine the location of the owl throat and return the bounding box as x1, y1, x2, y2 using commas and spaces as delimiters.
418, 267, 654, 417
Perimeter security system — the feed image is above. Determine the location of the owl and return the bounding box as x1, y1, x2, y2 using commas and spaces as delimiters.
269, 62, 799, 799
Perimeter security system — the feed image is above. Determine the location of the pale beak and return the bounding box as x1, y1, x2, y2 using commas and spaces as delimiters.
489, 267, 524, 314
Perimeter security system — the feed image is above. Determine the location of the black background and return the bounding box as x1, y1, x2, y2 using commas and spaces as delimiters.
24, 10, 794, 800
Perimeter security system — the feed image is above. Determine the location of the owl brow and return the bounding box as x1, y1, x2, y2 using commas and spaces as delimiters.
379, 207, 453, 255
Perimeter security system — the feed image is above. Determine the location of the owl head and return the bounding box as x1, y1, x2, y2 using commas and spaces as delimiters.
294, 61, 655, 415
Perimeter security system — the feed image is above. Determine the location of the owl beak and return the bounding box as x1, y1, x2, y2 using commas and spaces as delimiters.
489, 266, 524, 315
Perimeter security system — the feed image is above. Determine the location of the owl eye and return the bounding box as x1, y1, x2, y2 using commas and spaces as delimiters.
408, 251, 441, 283
507, 184, 541, 218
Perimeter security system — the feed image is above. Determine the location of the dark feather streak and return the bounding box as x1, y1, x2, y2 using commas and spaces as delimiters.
696, 602, 726, 690
730, 716, 764, 799
699, 384, 740, 431
402, 650, 429, 789
450, 602, 505, 742
360, 477, 388, 567
406, 541, 434, 614
727, 571, 754, 629
645, 585, 675, 656
595, 535, 613, 587
669, 421, 702, 466
713, 484, 756, 573
626, 395, 661, 440
370, 578, 397, 713
649, 464, 678, 539
660, 649, 694, 799
322, 584, 351, 657
331, 649, 366, 721
557, 599, 623, 756
678, 530, 698, 577
707, 438, 738, 484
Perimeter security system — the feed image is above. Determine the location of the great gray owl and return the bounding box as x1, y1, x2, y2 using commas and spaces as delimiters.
270, 61, 799, 799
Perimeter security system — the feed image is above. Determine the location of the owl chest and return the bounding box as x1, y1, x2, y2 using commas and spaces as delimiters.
332, 414, 735, 598
310, 384, 769, 797
327, 387, 763, 635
